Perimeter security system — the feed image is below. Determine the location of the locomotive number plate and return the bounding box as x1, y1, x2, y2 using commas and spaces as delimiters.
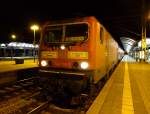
68, 52, 88, 59
41, 51, 58, 58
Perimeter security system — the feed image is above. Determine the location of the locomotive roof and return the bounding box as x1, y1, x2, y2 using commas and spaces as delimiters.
42, 16, 119, 48
43, 16, 99, 25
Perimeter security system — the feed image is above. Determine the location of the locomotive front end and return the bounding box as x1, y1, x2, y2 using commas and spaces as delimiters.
40, 22, 92, 73
39, 21, 94, 97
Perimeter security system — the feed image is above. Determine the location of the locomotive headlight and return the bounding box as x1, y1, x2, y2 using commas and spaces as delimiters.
41, 60, 48, 67
80, 61, 89, 69
60, 45, 65, 50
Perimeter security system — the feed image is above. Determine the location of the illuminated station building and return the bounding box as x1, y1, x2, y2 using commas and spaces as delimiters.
120, 37, 150, 62
129, 38, 150, 62
0, 42, 39, 59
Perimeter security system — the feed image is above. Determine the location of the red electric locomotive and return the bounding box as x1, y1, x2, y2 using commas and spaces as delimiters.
39, 16, 123, 99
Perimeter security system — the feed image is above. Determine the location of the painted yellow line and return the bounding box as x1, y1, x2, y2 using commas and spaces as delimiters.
122, 62, 134, 114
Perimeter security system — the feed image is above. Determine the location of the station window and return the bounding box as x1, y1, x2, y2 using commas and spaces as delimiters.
100, 27, 104, 44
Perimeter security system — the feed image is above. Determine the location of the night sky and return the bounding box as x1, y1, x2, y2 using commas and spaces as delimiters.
0, 0, 149, 48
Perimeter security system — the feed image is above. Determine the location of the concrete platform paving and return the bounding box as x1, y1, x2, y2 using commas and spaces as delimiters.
87, 55, 149, 114
0, 59, 38, 72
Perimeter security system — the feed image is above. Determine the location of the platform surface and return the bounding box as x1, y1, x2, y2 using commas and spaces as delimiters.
87, 55, 150, 114
0, 59, 38, 72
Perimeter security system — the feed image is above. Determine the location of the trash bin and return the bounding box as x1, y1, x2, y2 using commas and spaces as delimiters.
15, 58, 24, 64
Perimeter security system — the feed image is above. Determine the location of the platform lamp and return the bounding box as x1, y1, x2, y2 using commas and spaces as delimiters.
11, 34, 16, 60
11, 34, 16, 40
30, 24, 39, 62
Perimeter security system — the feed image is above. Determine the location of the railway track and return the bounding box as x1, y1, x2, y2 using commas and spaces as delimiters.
0, 77, 40, 101
0, 77, 43, 112
0, 75, 107, 114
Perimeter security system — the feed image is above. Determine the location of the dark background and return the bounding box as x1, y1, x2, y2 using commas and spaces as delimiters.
0, 0, 149, 48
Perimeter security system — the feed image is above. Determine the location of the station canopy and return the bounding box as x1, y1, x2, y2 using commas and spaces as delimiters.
138, 38, 150, 48
129, 38, 150, 51
120, 37, 136, 53
0, 42, 39, 49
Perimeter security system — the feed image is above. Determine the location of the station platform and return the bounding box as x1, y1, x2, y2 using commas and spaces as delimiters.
0, 59, 38, 72
87, 55, 150, 114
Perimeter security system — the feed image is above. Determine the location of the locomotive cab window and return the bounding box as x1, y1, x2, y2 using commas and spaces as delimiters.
43, 23, 88, 45
100, 27, 104, 44
44, 26, 63, 43
65, 23, 88, 42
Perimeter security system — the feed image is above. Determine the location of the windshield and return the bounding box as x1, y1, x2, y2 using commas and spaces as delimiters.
44, 23, 88, 44
44, 26, 62, 43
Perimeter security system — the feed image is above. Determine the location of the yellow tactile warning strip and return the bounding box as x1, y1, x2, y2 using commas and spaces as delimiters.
122, 62, 134, 114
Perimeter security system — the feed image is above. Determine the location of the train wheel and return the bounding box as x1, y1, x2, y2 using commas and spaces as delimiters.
90, 84, 97, 97
87, 76, 97, 97
104, 72, 109, 81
